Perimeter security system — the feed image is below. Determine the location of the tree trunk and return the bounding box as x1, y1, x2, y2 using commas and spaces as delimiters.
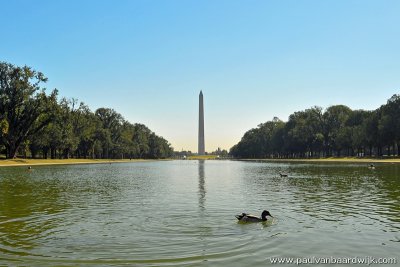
6, 142, 18, 159
42, 148, 48, 159
31, 149, 37, 159
397, 143, 400, 157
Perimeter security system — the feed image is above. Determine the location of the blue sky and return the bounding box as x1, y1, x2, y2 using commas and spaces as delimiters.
1, 0, 400, 152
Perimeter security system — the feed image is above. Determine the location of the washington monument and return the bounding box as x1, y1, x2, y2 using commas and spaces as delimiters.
198, 91, 205, 155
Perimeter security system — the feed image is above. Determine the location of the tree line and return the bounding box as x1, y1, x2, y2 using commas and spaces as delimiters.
230, 94, 400, 158
0, 61, 173, 159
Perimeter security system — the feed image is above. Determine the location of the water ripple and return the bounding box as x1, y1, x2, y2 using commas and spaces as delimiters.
1, 161, 399, 266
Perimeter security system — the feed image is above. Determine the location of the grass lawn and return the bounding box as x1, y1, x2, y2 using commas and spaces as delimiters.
0, 158, 149, 167
239, 157, 400, 163
187, 155, 219, 160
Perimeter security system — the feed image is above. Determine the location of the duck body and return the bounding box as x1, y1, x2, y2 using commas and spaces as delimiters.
279, 172, 288, 177
368, 164, 375, 170
236, 210, 272, 223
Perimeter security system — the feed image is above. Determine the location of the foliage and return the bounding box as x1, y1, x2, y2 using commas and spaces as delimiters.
0, 62, 58, 158
231, 95, 400, 158
0, 61, 173, 159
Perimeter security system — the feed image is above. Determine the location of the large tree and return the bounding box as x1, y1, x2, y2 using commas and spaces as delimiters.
95, 108, 124, 158
0, 62, 57, 158
229, 101, 398, 159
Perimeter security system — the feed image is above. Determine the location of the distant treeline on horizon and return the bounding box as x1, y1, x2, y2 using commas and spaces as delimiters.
0, 61, 173, 159
230, 95, 400, 159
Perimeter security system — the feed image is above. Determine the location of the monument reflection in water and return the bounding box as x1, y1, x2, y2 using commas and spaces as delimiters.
198, 160, 206, 211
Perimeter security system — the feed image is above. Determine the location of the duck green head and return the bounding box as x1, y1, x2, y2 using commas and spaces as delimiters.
261, 210, 273, 220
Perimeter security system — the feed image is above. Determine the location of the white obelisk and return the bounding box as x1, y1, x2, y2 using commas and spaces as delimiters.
198, 91, 205, 155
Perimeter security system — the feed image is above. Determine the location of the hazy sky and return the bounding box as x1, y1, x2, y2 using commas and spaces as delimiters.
1, 0, 400, 152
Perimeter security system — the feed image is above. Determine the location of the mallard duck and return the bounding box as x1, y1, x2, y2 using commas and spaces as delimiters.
279, 172, 288, 177
368, 164, 375, 170
235, 210, 273, 222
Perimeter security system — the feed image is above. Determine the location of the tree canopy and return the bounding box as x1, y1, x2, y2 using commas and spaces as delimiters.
230, 95, 400, 158
0, 62, 173, 159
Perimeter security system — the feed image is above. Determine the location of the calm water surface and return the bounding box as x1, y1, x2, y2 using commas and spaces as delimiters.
0, 160, 399, 266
